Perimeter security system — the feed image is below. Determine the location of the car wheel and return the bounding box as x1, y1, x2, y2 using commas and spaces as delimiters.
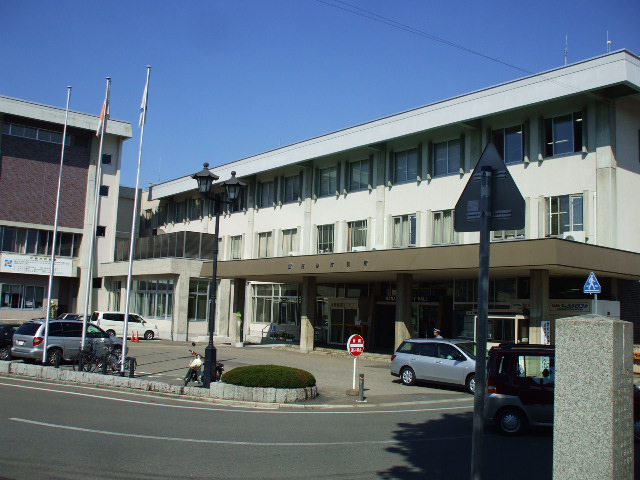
465, 374, 476, 394
634, 420, 640, 442
400, 367, 416, 386
144, 330, 154, 340
46, 348, 62, 366
496, 407, 527, 436
0, 345, 10, 361
106, 330, 116, 337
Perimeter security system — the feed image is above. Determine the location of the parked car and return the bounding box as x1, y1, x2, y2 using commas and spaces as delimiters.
0, 322, 19, 360
57, 313, 85, 321
485, 343, 640, 438
90, 311, 159, 340
391, 338, 477, 394
11, 319, 122, 365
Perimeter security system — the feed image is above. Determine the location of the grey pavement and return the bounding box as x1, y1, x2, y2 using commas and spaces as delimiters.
99, 339, 474, 407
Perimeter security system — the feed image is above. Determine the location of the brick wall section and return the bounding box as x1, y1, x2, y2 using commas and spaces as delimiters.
0, 134, 91, 229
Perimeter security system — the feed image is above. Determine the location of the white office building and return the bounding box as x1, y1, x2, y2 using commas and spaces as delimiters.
98, 50, 640, 352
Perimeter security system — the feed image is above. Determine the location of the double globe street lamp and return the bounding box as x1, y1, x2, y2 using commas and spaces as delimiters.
192, 163, 245, 388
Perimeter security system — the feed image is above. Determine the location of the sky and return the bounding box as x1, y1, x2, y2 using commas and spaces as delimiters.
2, 0, 639, 189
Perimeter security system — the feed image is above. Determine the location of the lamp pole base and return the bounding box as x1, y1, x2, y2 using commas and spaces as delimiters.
202, 344, 217, 388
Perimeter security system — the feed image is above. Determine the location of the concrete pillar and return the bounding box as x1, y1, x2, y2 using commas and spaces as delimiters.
232, 278, 246, 346
529, 269, 549, 344
595, 101, 618, 249
173, 267, 190, 341
395, 273, 412, 350
300, 276, 316, 353
554, 315, 633, 479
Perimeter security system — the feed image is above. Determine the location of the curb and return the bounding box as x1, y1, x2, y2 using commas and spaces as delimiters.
0, 361, 318, 404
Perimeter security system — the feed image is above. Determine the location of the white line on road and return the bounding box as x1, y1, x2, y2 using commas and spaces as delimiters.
9, 417, 469, 446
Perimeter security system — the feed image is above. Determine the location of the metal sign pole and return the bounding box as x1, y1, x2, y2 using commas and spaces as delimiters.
471, 166, 492, 480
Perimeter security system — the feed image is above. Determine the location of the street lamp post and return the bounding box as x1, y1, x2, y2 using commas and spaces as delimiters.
192, 163, 245, 388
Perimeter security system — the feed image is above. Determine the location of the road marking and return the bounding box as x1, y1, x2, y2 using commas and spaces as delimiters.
0, 378, 473, 414
9, 417, 469, 446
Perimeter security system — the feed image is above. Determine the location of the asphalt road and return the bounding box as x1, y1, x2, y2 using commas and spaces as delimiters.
0, 375, 552, 480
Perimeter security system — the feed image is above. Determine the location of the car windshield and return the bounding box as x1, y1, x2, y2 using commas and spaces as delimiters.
456, 342, 477, 359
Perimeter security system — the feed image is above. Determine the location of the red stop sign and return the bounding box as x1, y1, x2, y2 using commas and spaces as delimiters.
347, 334, 365, 357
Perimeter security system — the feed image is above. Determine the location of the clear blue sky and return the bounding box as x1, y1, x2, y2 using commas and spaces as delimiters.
2, 0, 639, 188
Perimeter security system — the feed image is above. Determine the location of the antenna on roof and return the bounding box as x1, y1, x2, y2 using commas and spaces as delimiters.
607, 31, 612, 53
564, 35, 568, 65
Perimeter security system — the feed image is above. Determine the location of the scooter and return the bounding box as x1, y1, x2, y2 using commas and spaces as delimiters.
183, 343, 224, 386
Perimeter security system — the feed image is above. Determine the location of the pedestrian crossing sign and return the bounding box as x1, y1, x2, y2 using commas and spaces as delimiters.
583, 272, 601, 294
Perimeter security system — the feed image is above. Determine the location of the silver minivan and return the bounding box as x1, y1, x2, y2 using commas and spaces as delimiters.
11, 319, 122, 365
391, 338, 477, 394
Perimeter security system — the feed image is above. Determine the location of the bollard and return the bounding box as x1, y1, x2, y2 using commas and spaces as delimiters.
101, 354, 108, 375
6, 347, 11, 361
128, 357, 136, 378
358, 373, 365, 402
78, 354, 84, 371
54, 352, 60, 369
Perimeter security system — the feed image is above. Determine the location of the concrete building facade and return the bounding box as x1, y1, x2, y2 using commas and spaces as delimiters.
100, 50, 640, 352
0, 95, 132, 322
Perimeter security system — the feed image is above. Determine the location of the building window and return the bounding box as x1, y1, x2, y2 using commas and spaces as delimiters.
348, 220, 367, 251
230, 235, 242, 260
174, 200, 186, 223
492, 125, 523, 164
99, 185, 109, 196
134, 278, 174, 320
547, 194, 583, 236
544, 112, 583, 157
434, 140, 461, 176
283, 175, 300, 204
93, 278, 103, 288
0, 284, 44, 309
96, 226, 106, 237
492, 229, 525, 241
108, 280, 121, 311
394, 148, 418, 184
348, 158, 371, 191
257, 232, 272, 258
281, 229, 298, 256
188, 279, 210, 322
319, 166, 338, 197
258, 180, 275, 208
317, 224, 334, 253
433, 210, 458, 245
252, 283, 300, 325
393, 214, 417, 247
2, 122, 71, 146
102, 154, 112, 165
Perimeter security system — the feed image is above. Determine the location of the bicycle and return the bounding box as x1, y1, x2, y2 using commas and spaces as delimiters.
72, 341, 123, 374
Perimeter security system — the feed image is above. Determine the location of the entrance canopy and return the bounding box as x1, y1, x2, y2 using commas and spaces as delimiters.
209, 238, 640, 284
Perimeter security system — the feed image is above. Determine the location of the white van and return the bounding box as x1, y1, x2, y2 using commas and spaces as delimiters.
90, 311, 159, 340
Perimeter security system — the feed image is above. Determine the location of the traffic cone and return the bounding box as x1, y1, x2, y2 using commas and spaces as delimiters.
130, 332, 135, 341
135, 331, 140, 342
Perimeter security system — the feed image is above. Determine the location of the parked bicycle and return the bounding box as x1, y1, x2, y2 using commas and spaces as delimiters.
72, 341, 123, 374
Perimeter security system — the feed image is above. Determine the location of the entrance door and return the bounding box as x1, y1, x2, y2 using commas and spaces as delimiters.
328, 308, 358, 345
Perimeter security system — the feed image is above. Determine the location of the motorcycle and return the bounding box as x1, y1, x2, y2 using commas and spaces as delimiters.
183, 343, 224, 386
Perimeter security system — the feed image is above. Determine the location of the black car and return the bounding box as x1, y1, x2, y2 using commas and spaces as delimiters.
0, 322, 19, 360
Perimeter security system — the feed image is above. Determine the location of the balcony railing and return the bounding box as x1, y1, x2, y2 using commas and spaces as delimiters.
115, 231, 215, 262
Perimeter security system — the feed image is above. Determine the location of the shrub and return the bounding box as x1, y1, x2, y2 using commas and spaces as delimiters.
221, 364, 316, 389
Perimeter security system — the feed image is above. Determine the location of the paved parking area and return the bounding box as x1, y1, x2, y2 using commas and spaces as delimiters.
95, 339, 474, 407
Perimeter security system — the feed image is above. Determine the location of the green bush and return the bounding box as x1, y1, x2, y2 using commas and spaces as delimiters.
221, 364, 316, 389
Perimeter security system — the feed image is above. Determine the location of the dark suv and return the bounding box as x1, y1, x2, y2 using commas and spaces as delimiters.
485, 344, 555, 435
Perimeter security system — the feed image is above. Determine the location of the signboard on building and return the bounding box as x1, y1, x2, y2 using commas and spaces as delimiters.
1, 254, 73, 277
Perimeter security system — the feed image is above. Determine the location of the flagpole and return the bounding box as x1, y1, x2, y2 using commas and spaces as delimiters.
42, 86, 72, 364
121, 66, 151, 374
81, 77, 111, 349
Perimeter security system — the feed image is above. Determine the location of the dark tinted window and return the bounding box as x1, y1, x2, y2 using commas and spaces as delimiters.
396, 341, 414, 353
48, 322, 64, 336
62, 322, 82, 337
86, 324, 107, 338
104, 313, 124, 321
15, 323, 41, 335
438, 344, 460, 360
419, 343, 438, 357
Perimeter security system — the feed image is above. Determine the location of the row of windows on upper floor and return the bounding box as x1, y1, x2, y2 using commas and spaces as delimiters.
0, 226, 82, 258
2, 122, 92, 148
224, 194, 584, 259
147, 112, 585, 227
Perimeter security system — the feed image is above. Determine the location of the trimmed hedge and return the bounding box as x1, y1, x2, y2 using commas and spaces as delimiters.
221, 364, 316, 389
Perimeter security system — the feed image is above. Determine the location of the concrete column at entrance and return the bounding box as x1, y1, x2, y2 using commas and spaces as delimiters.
173, 265, 190, 341
529, 269, 549, 344
395, 273, 412, 350
300, 276, 316, 353
232, 278, 246, 346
